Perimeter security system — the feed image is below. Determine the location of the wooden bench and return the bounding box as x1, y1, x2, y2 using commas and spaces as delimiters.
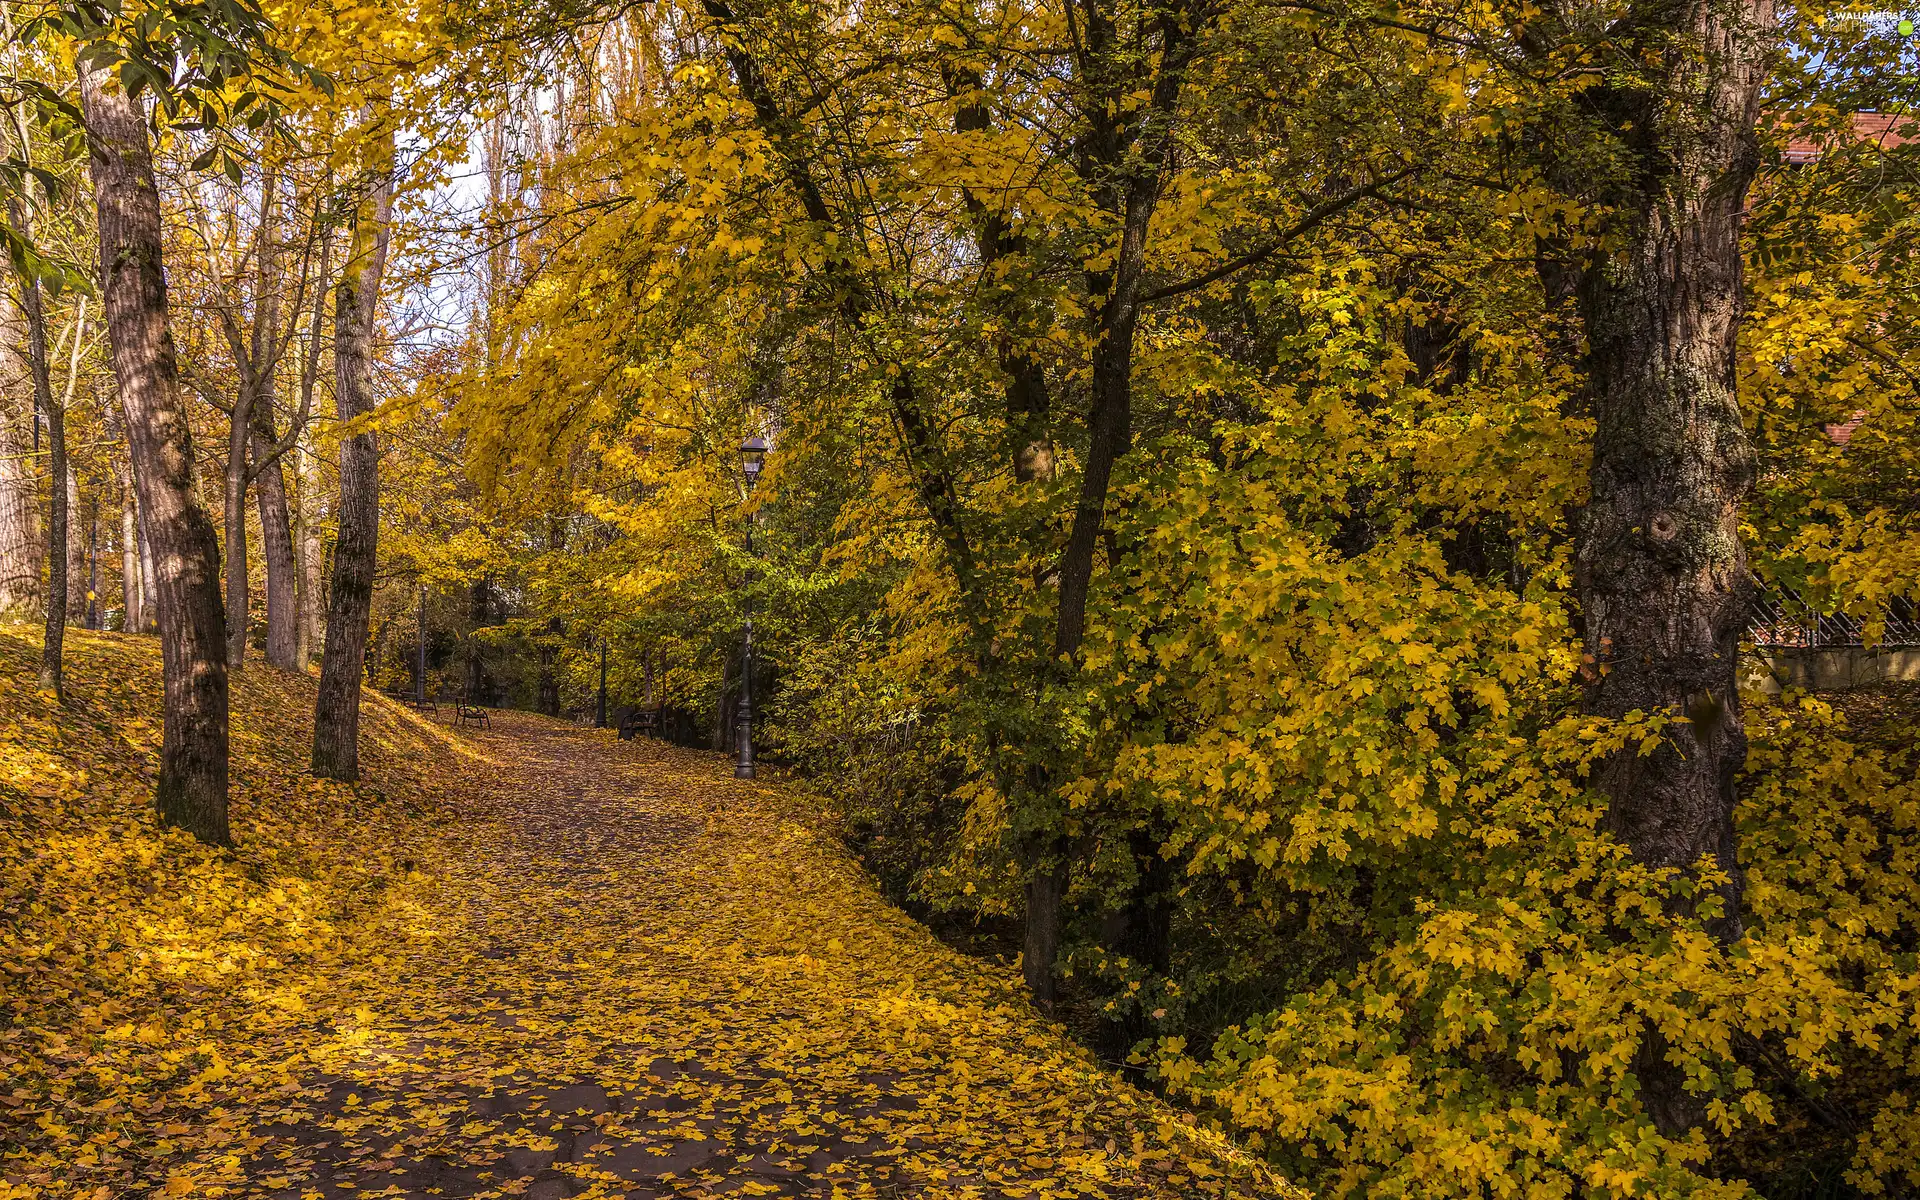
617, 707, 661, 741
385, 688, 438, 716
457, 701, 491, 730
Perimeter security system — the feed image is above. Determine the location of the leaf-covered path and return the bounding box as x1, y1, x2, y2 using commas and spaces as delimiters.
220, 711, 1281, 1200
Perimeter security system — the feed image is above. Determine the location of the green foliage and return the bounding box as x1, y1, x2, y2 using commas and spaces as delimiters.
765, 623, 965, 906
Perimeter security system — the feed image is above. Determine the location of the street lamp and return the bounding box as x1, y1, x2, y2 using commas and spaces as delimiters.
596, 638, 609, 728
415, 586, 428, 706
735, 435, 769, 779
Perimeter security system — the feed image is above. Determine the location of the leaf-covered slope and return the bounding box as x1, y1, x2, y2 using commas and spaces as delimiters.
0, 628, 469, 1196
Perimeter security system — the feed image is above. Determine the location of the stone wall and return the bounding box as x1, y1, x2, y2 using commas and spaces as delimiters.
1745, 648, 1920, 693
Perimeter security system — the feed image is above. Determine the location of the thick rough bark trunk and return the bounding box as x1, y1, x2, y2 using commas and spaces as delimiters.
1564, 0, 1774, 1138
1022, 867, 1068, 1008
80, 65, 229, 844
312, 119, 394, 780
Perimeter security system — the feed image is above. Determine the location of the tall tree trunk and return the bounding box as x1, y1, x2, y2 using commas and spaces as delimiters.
1021, 866, 1068, 1008
85, 489, 100, 629
312, 117, 394, 780
252, 411, 298, 669
80, 64, 229, 844
0, 280, 35, 617
118, 461, 140, 630
7, 197, 69, 699
1562, 0, 1774, 1138
465, 575, 491, 702
136, 495, 158, 632
65, 466, 85, 622
295, 433, 323, 666
1023, 6, 1197, 1009
223, 379, 253, 666
231, 168, 297, 669
292, 220, 330, 671
537, 615, 562, 716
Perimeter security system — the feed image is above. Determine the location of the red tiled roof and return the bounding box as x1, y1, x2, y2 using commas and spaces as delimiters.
1826, 411, 1867, 445
1786, 111, 1915, 164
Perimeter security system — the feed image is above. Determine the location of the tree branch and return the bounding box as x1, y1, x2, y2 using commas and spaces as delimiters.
1140, 168, 1415, 305
700, 0, 981, 601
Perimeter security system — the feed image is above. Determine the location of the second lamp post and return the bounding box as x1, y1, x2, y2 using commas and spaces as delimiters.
734, 435, 769, 779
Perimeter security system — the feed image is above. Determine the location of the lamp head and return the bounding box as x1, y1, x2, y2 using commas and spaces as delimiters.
740, 434, 770, 478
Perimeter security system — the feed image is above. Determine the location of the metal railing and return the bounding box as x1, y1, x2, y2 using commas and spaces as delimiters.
1748, 587, 1920, 649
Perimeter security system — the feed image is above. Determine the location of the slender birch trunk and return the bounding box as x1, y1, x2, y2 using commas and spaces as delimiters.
118, 464, 140, 629
64, 466, 85, 623
136, 495, 158, 632
295, 431, 323, 666
0, 258, 41, 618
6, 201, 68, 699
222, 374, 253, 665
85, 491, 100, 629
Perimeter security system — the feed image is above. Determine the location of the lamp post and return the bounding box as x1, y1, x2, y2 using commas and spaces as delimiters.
415, 586, 427, 706
735, 434, 768, 779
596, 638, 608, 728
